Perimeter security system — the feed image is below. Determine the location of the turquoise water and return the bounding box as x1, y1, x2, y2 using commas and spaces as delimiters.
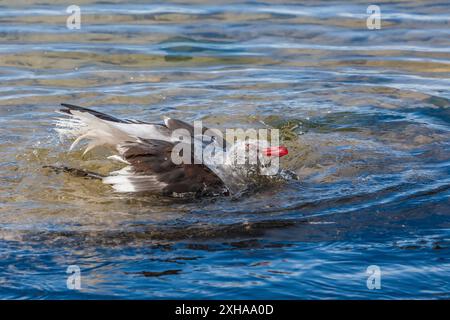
0, 1, 449, 299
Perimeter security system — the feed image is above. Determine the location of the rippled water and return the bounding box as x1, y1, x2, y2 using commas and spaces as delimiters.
1, 0, 449, 299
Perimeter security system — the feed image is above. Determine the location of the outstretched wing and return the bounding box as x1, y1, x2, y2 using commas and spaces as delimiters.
55, 103, 173, 152
60, 103, 149, 124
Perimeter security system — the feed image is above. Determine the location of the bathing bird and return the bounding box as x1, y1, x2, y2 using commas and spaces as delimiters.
53, 103, 295, 197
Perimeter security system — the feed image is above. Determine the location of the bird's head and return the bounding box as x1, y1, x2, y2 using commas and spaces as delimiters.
225, 139, 288, 173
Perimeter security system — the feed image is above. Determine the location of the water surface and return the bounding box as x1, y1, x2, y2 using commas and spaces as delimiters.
0, 0, 449, 299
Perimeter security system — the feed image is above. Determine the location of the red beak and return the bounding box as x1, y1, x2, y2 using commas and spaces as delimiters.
263, 146, 288, 157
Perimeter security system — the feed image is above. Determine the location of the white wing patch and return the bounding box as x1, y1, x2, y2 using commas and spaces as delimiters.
103, 166, 167, 193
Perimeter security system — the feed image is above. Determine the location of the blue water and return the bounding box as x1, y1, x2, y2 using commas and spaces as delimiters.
0, 1, 449, 299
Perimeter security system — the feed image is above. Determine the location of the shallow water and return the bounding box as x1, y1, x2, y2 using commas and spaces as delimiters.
0, 0, 449, 299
